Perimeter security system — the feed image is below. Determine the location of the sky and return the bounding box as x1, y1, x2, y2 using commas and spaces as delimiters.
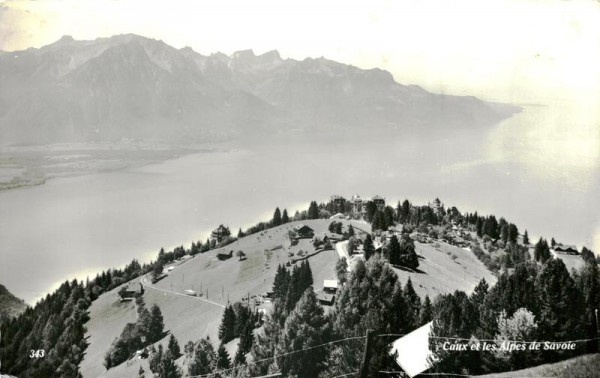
1, 0, 599, 104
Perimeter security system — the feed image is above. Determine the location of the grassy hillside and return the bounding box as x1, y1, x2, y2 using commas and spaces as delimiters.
80, 219, 343, 377
395, 242, 497, 298
79, 219, 497, 377
477, 353, 600, 377
0, 284, 27, 319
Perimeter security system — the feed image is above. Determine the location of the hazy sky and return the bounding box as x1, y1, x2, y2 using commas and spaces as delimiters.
1, 0, 599, 104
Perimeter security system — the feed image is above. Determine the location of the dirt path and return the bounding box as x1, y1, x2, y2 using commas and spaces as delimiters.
140, 275, 225, 309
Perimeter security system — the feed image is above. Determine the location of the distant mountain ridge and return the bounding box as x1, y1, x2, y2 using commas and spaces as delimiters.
0, 34, 517, 144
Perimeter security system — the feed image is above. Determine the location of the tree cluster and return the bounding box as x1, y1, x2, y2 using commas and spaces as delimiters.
429, 257, 599, 375
147, 335, 182, 378
384, 234, 419, 270
0, 257, 151, 377
103, 299, 165, 369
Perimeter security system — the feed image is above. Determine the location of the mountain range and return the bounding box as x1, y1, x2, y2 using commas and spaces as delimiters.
0, 34, 516, 144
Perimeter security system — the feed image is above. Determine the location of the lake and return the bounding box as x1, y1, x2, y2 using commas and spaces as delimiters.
1, 101, 598, 304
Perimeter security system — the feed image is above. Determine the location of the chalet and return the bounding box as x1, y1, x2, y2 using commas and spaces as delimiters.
118, 282, 144, 300
294, 224, 315, 238
554, 245, 579, 255
317, 292, 335, 306
263, 291, 275, 299
217, 250, 234, 261
323, 279, 338, 293
453, 236, 468, 248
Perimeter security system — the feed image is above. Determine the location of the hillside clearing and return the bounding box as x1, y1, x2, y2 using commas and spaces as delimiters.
394, 241, 497, 298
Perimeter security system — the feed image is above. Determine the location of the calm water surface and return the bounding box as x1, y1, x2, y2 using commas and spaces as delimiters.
1, 102, 598, 303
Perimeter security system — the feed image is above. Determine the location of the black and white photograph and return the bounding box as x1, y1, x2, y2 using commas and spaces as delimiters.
1, 1, 599, 377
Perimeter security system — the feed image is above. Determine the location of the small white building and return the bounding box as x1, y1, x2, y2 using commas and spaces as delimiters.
389, 321, 436, 378
323, 280, 338, 293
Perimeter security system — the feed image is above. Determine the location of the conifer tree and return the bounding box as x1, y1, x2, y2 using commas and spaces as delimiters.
580, 261, 600, 353
508, 224, 519, 244
500, 224, 509, 244
307, 201, 319, 219
188, 338, 216, 375
335, 258, 348, 285
281, 209, 289, 224
149, 304, 165, 342
218, 305, 236, 343
167, 334, 181, 358
275, 288, 330, 377
386, 235, 401, 265
523, 230, 530, 245
404, 278, 421, 328
149, 344, 163, 374
347, 224, 355, 237
420, 295, 433, 325
216, 345, 232, 369
272, 264, 290, 300
272, 207, 282, 227
238, 321, 255, 355
363, 234, 375, 260
537, 259, 585, 357
160, 350, 182, 378
234, 345, 247, 366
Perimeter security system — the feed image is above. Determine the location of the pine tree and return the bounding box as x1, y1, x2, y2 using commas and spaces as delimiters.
301, 260, 314, 288
580, 261, 600, 353
404, 278, 421, 328
149, 344, 163, 374
363, 234, 375, 260
149, 304, 165, 342
470, 278, 489, 312
234, 345, 247, 366
386, 235, 401, 265
238, 321, 255, 355
272, 207, 282, 227
275, 288, 330, 377
308, 201, 319, 219
281, 209, 289, 224
272, 265, 290, 301
218, 305, 236, 343
167, 334, 180, 358
534, 238, 551, 263
189, 338, 216, 375
500, 224, 509, 244
420, 295, 433, 325
398, 234, 419, 270
537, 258, 585, 360
216, 345, 232, 369
508, 224, 519, 244
523, 230, 530, 245
347, 224, 355, 237
371, 210, 383, 231
160, 350, 182, 378
335, 258, 348, 285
